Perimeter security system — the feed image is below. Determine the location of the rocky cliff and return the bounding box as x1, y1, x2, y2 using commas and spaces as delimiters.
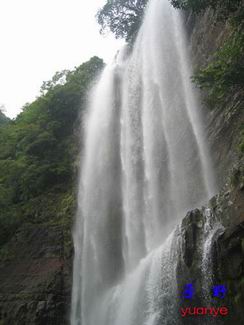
185, 8, 244, 189
176, 169, 244, 324
0, 224, 72, 325
175, 9, 244, 324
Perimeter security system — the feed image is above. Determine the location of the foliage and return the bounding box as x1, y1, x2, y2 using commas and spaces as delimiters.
170, 0, 244, 23
96, 0, 148, 41
171, 0, 244, 157
96, 0, 243, 42
0, 56, 104, 246
0, 107, 9, 126
193, 30, 244, 102
181, 0, 244, 157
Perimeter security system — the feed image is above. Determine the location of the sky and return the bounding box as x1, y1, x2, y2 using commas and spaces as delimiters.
0, 0, 123, 118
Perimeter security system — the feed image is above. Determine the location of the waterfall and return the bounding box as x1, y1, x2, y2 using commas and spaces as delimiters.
201, 208, 225, 304
71, 0, 216, 324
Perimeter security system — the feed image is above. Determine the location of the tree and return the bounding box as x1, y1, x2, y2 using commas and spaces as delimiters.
170, 0, 244, 22
0, 56, 104, 246
192, 30, 244, 104
0, 105, 9, 126
96, 0, 148, 41
40, 70, 69, 95
174, 0, 244, 104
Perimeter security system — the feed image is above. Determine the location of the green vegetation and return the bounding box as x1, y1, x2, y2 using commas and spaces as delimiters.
170, 0, 244, 22
170, 0, 244, 156
192, 30, 244, 104
171, 0, 244, 161
0, 56, 104, 247
169, 0, 244, 103
171, 1, 244, 155
0, 108, 9, 127
96, 0, 148, 41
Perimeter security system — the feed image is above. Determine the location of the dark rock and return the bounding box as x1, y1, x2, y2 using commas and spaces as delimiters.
0, 224, 72, 325
181, 209, 204, 268
176, 185, 244, 324
36, 301, 46, 315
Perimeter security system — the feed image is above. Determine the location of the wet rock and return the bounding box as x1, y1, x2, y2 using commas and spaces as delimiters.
36, 301, 46, 316
181, 209, 204, 268
240, 183, 244, 191
176, 185, 244, 324
210, 222, 244, 324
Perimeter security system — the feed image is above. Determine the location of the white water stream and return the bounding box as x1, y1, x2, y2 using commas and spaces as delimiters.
71, 0, 216, 324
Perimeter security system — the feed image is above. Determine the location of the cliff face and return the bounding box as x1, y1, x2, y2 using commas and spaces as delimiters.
0, 223, 72, 325
176, 178, 244, 324
175, 9, 244, 324
185, 9, 244, 191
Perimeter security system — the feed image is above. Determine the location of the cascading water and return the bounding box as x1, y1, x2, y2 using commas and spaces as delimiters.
201, 207, 225, 304
71, 0, 216, 324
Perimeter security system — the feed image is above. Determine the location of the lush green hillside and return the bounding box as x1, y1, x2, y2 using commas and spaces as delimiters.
0, 56, 104, 248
